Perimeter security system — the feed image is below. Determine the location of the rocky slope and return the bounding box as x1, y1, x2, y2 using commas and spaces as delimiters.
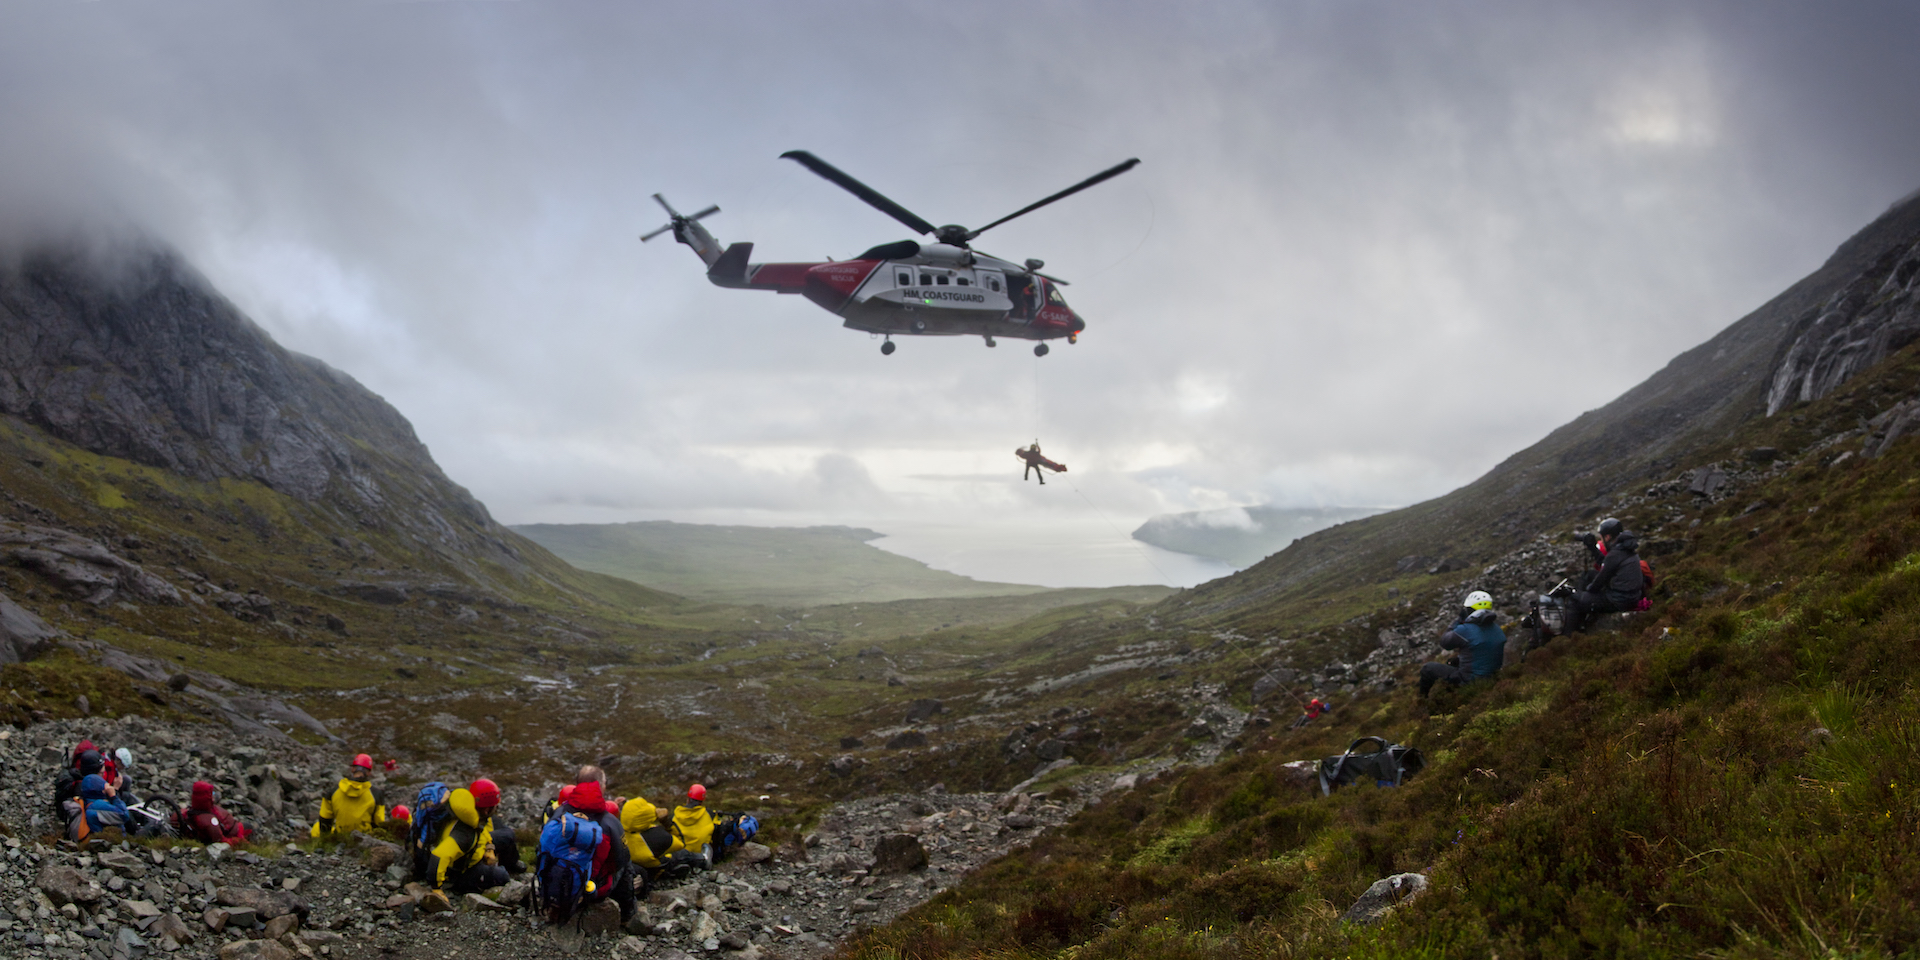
0, 241, 514, 576
0, 713, 1117, 960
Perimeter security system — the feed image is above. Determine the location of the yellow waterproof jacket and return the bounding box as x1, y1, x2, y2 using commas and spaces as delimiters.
668, 803, 714, 854
426, 788, 493, 889
311, 777, 386, 838
621, 798, 670, 868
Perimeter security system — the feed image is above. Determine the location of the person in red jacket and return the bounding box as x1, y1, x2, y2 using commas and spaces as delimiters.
178, 781, 249, 845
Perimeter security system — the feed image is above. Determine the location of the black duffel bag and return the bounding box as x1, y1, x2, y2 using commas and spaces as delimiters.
1318, 736, 1425, 795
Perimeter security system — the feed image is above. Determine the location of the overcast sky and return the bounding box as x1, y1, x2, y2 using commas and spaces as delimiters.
4, 1, 1919, 586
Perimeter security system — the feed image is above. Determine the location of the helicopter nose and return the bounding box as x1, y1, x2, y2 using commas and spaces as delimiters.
1070, 312, 1086, 333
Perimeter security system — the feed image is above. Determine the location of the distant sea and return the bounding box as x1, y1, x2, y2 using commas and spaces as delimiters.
867, 517, 1238, 589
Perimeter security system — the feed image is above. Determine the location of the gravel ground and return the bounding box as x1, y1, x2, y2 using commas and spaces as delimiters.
0, 716, 1129, 960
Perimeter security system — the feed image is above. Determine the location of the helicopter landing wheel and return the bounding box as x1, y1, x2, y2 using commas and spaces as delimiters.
984, 336, 996, 348
1068, 334, 1077, 344
1034, 343, 1050, 357
881, 340, 896, 356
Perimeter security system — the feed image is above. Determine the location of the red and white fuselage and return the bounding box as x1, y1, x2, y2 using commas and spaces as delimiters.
680, 223, 1084, 343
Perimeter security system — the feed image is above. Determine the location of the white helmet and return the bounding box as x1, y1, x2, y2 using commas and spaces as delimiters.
1463, 590, 1493, 611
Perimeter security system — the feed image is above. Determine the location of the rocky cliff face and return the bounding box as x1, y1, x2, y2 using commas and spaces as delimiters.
0, 241, 517, 571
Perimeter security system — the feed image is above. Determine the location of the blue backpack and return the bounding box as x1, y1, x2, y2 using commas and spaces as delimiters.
407, 782, 452, 881
705, 812, 759, 863
535, 812, 604, 923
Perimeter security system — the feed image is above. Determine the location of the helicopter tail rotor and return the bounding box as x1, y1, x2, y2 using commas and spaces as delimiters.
642, 193, 728, 269
641, 194, 720, 242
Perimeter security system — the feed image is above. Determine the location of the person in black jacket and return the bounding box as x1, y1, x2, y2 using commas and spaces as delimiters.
1566, 524, 1644, 633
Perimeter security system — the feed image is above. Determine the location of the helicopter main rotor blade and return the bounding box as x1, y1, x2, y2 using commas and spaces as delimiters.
780, 150, 938, 237
966, 158, 1140, 240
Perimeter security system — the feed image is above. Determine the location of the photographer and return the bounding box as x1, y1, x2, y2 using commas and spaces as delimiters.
1418, 590, 1507, 697
1566, 519, 1644, 633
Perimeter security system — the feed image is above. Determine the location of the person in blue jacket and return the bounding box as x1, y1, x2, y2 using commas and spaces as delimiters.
1419, 590, 1506, 697
77, 774, 129, 836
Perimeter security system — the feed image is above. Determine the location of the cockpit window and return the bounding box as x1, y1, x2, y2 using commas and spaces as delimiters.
1047, 286, 1067, 304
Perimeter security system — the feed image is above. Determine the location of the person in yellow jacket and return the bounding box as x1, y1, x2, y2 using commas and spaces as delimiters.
667, 783, 716, 858
620, 797, 674, 874
311, 754, 388, 838
425, 779, 508, 902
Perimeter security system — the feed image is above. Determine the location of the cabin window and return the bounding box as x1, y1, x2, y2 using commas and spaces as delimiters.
897, 272, 911, 285
936, 275, 949, 285
956, 277, 970, 286
990, 279, 1001, 292
919, 273, 931, 285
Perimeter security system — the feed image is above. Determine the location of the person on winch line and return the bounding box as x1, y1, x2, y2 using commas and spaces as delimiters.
1016, 442, 1067, 484
312, 753, 388, 838
1418, 590, 1507, 697
1566, 519, 1644, 633
1289, 697, 1333, 729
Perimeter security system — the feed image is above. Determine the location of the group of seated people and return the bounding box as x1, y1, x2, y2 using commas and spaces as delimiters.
50, 739, 249, 844
1417, 517, 1649, 697
298, 756, 744, 922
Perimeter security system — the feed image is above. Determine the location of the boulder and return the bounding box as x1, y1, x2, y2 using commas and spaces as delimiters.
622, 905, 654, 935
578, 900, 623, 936
263, 914, 300, 941
224, 907, 260, 930
884, 731, 928, 750
359, 840, 403, 873
838, 736, 863, 749
202, 908, 230, 933
732, 841, 773, 866
37, 864, 105, 906
218, 940, 296, 960
1277, 759, 1320, 790
1340, 873, 1429, 925
689, 912, 720, 942
124, 899, 162, 918
217, 887, 309, 920
464, 893, 513, 912
152, 913, 197, 944
827, 755, 857, 777
903, 698, 943, 724
870, 834, 928, 874
0, 592, 63, 663
99, 850, 150, 878
1034, 739, 1068, 761
1004, 813, 1037, 829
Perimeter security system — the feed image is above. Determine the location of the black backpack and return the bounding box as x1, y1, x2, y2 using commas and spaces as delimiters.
1318, 737, 1425, 795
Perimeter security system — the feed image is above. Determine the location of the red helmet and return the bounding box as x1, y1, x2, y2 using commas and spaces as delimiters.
469, 778, 501, 808
352, 753, 374, 769
391, 804, 411, 822
383, 759, 397, 771
688, 783, 707, 802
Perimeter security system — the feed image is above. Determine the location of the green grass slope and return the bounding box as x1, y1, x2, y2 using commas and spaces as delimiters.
842, 343, 1920, 960
513, 520, 1056, 606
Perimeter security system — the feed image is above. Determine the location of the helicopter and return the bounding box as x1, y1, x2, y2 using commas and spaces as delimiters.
643, 151, 1139, 356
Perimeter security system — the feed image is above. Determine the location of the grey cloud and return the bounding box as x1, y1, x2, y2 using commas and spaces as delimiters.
2, 1, 1918, 546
